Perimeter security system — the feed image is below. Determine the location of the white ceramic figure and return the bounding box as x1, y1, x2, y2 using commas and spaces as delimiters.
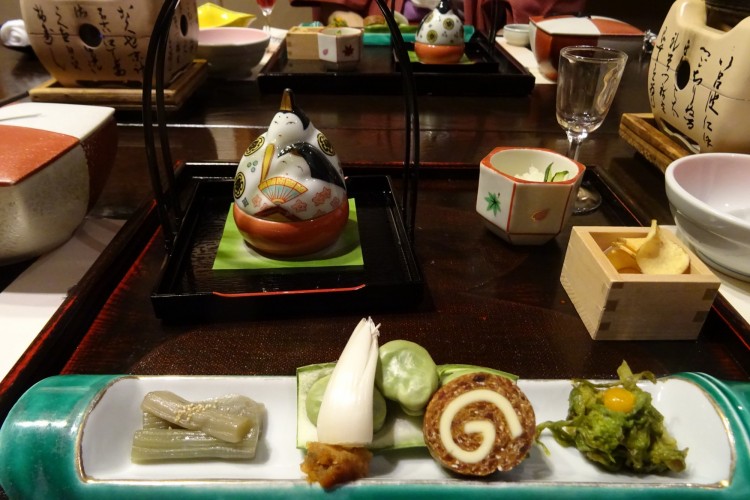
232, 89, 349, 256
414, 0, 465, 64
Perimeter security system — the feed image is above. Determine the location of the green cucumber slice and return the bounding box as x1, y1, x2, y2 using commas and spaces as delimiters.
550, 171, 569, 182
543, 162, 554, 182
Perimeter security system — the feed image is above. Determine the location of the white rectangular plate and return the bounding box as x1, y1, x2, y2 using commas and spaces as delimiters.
80, 376, 733, 487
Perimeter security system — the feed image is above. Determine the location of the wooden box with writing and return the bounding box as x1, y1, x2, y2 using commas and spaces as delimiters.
560, 226, 720, 340
20, 0, 198, 87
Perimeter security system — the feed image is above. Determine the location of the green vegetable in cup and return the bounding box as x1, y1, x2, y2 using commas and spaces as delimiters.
543, 162, 569, 182
305, 374, 388, 433
376, 340, 439, 416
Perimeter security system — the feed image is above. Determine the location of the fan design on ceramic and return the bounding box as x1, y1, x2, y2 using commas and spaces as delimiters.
258, 176, 308, 204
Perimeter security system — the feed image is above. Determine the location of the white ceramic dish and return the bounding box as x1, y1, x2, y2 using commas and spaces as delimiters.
665, 153, 750, 280
79, 376, 731, 485
4, 373, 747, 498
503, 24, 530, 47
197, 27, 270, 78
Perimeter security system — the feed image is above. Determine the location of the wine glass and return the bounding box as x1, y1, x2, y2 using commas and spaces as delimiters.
556, 46, 628, 214
256, 0, 276, 33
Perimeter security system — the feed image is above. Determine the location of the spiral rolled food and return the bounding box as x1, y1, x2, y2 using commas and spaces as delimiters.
422, 372, 536, 476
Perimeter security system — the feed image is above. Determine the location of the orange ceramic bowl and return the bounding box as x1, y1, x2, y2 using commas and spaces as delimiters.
414, 42, 464, 64
232, 201, 349, 257
529, 15, 642, 80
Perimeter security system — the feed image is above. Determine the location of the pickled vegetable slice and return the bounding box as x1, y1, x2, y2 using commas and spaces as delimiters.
131, 428, 260, 462
141, 391, 253, 443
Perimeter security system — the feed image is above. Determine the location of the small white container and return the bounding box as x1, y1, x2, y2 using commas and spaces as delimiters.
317, 27, 363, 71
503, 24, 530, 47
476, 147, 585, 245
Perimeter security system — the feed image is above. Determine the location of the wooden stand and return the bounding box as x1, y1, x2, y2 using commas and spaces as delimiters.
28, 60, 208, 112
619, 113, 692, 172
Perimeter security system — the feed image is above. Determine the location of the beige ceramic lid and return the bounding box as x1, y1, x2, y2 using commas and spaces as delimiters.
531, 15, 643, 36
0, 125, 78, 186
0, 102, 114, 142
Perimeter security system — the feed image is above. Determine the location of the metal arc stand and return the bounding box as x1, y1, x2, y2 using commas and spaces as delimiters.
142, 0, 183, 254
143, 0, 421, 250
374, 0, 420, 243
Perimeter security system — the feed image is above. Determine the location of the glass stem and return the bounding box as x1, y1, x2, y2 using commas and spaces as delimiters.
566, 136, 583, 162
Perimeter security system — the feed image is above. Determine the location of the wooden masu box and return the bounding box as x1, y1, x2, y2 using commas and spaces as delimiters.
561, 226, 721, 341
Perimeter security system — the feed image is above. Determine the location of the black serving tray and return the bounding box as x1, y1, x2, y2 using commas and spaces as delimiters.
151, 165, 424, 321
257, 37, 535, 96
395, 42, 500, 74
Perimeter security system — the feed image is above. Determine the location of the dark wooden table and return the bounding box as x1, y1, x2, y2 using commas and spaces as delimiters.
1, 28, 749, 497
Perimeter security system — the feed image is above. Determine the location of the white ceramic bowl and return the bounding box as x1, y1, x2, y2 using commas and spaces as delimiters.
197, 27, 270, 78
665, 153, 750, 280
476, 147, 585, 245
503, 24, 530, 47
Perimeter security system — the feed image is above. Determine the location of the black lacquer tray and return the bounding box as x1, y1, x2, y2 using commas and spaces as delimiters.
257, 37, 535, 96
151, 164, 424, 321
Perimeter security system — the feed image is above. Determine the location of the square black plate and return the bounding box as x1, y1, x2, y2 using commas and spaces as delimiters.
151, 165, 424, 321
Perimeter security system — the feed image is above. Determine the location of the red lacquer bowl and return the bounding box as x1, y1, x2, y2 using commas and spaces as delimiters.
232, 200, 349, 257
414, 42, 464, 64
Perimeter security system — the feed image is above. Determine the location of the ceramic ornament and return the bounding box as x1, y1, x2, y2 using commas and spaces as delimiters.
232, 89, 349, 256
414, 0, 465, 64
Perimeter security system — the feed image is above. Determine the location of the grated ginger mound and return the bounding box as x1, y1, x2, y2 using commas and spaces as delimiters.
301, 441, 373, 488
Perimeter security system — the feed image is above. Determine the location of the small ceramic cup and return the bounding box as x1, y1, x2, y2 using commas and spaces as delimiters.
503, 24, 530, 47
317, 27, 363, 71
476, 147, 585, 245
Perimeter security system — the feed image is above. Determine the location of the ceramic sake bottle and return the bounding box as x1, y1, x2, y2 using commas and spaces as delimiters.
232, 89, 349, 256
414, 0, 465, 64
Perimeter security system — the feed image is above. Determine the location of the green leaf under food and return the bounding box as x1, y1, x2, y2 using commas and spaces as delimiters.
296, 358, 519, 451
437, 364, 518, 385
364, 24, 419, 34
296, 363, 425, 450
